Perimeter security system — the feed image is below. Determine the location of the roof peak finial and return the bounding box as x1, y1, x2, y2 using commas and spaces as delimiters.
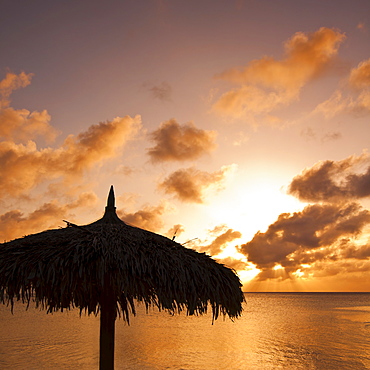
106, 185, 115, 209
91, 185, 124, 224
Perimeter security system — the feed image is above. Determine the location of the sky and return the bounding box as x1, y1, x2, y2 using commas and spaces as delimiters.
1, 0, 370, 292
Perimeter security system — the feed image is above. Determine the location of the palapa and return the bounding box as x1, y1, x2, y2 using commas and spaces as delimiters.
0, 186, 244, 370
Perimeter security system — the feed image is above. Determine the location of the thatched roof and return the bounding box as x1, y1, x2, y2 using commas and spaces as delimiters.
0, 187, 244, 322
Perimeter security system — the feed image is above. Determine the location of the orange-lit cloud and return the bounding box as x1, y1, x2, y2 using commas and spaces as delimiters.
349, 59, 370, 90
0, 108, 58, 143
288, 153, 370, 202
213, 27, 345, 119
148, 119, 217, 162
113, 164, 136, 176
357, 22, 365, 30
0, 191, 98, 241
198, 226, 242, 256
315, 58, 370, 118
0, 72, 58, 142
118, 201, 171, 232
158, 164, 236, 203
215, 256, 249, 271
165, 224, 185, 240
213, 84, 290, 118
313, 90, 350, 119
0, 115, 142, 198
0, 71, 33, 109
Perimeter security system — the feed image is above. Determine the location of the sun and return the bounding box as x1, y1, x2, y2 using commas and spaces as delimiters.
206, 172, 306, 242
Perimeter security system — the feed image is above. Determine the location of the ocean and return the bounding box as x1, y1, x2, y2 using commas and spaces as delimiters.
0, 293, 369, 369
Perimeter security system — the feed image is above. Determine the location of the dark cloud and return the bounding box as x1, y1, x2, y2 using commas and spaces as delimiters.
146, 81, 173, 102
238, 202, 370, 272
301, 127, 316, 141
147, 119, 217, 163
301, 260, 370, 281
341, 245, 370, 260
321, 131, 342, 142
300, 127, 342, 142
288, 153, 370, 202
158, 165, 234, 203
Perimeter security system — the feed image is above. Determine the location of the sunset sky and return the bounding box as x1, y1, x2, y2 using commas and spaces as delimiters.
1, 0, 370, 292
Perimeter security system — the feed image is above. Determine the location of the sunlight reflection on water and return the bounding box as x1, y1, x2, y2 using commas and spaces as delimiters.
1, 293, 369, 369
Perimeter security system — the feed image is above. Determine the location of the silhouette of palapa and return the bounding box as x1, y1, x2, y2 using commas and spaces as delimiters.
0, 186, 244, 370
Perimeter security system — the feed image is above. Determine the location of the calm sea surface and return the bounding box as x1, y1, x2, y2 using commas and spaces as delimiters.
0, 293, 369, 369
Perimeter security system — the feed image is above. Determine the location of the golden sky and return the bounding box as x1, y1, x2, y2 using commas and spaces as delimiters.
1, 0, 370, 291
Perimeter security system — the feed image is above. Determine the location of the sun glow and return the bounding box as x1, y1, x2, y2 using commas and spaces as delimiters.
207, 174, 305, 242
273, 264, 284, 270
237, 267, 261, 283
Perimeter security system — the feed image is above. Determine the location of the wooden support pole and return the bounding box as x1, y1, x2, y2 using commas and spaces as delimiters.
99, 293, 116, 370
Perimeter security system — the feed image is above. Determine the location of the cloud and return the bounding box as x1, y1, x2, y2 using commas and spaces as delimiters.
238, 202, 370, 273
213, 85, 290, 118
300, 127, 317, 141
113, 164, 136, 176
321, 131, 342, 142
0, 191, 98, 241
0, 107, 58, 143
158, 164, 236, 203
144, 81, 173, 101
315, 59, 370, 118
198, 227, 242, 256
0, 204, 67, 242
288, 152, 370, 202
118, 201, 171, 232
214, 256, 249, 271
323, 90, 370, 119
216, 27, 344, 89
147, 119, 217, 163
340, 242, 370, 259
349, 59, 370, 90
357, 22, 365, 31
285, 240, 370, 281
0, 71, 33, 109
313, 90, 350, 119
0, 115, 142, 198
165, 224, 185, 240
233, 131, 249, 146
0, 72, 58, 143
213, 27, 345, 119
